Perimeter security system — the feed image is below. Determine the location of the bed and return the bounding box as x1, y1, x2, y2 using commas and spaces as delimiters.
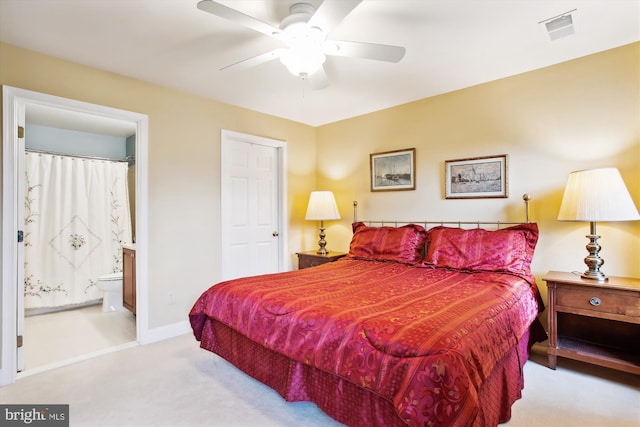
190, 211, 546, 427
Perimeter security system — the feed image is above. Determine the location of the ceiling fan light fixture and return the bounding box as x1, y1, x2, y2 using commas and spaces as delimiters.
198, 0, 406, 85
280, 47, 326, 78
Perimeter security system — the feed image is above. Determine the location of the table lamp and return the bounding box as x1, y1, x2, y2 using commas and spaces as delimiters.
557, 168, 640, 281
305, 191, 340, 255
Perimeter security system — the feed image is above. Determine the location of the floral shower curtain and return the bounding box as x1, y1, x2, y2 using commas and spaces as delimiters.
24, 151, 133, 310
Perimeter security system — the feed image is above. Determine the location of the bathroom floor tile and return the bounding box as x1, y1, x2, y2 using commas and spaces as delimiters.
23, 304, 136, 371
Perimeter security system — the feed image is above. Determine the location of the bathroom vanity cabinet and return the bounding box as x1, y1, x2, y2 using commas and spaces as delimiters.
123, 245, 136, 315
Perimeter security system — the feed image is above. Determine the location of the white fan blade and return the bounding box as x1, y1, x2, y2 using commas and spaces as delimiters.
307, 66, 330, 90
326, 40, 406, 63
308, 0, 363, 34
222, 49, 283, 71
197, 0, 282, 38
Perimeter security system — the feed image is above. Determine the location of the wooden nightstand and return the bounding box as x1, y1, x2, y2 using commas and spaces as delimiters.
542, 271, 640, 375
296, 251, 347, 269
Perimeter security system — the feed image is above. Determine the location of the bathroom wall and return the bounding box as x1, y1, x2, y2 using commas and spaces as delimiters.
25, 124, 128, 158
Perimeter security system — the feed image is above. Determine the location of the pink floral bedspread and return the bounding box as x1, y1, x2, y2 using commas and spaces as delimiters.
190, 259, 541, 427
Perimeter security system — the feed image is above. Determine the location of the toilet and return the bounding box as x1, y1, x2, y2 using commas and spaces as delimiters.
96, 272, 124, 312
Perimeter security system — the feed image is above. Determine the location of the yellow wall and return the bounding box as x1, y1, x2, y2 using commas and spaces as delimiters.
0, 42, 318, 330
1, 41, 639, 335
317, 42, 640, 307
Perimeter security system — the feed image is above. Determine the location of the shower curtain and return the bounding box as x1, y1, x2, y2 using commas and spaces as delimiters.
24, 151, 133, 311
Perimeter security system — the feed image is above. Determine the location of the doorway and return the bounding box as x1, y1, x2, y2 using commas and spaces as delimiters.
1, 86, 149, 385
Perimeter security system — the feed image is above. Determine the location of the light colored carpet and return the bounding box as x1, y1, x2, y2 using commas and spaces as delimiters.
1, 334, 638, 427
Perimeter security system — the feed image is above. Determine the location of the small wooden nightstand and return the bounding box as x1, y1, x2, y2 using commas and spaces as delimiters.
542, 271, 640, 375
296, 251, 347, 269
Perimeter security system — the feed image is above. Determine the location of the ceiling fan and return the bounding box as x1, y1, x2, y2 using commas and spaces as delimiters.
197, 0, 406, 89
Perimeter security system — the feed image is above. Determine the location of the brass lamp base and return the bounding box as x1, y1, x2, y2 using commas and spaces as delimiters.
316, 220, 328, 255
581, 222, 608, 282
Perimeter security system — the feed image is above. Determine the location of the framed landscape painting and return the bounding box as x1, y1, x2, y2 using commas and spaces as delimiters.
370, 148, 415, 192
445, 154, 508, 199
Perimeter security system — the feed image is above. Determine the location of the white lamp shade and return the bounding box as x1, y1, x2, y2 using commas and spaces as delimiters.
305, 191, 340, 221
557, 168, 640, 222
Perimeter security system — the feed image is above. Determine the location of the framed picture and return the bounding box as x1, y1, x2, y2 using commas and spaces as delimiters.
445, 154, 508, 199
370, 148, 416, 192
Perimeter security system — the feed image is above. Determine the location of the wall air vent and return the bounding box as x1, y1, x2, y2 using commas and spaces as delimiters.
540, 9, 576, 41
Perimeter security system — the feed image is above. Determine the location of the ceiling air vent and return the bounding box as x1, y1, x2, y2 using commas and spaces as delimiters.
540, 9, 576, 41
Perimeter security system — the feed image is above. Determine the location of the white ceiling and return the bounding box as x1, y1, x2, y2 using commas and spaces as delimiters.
1, 0, 638, 127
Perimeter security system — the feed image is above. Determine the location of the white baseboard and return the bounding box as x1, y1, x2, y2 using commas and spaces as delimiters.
139, 320, 191, 344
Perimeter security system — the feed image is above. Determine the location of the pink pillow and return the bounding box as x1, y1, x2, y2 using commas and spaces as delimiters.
347, 222, 427, 265
423, 223, 538, 276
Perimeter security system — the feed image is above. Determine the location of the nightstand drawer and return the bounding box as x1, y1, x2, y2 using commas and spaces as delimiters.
556, 287, 640, 317
296, 251, 347, 270
299, 256, 322, 269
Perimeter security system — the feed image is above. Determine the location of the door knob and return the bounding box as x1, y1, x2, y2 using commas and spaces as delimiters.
272, 231, 279, 237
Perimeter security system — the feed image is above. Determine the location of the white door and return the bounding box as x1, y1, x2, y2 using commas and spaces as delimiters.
221, 130, 286, 280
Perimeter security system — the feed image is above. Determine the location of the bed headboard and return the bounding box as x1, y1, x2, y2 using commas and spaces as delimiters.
353, 193, 532, 230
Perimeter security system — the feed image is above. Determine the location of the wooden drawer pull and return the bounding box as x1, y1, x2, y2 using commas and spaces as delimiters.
589, 297, 601, 306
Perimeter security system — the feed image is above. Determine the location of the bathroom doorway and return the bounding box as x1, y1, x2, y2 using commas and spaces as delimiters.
1, 86, 149, 385
22, 107, 136, 373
